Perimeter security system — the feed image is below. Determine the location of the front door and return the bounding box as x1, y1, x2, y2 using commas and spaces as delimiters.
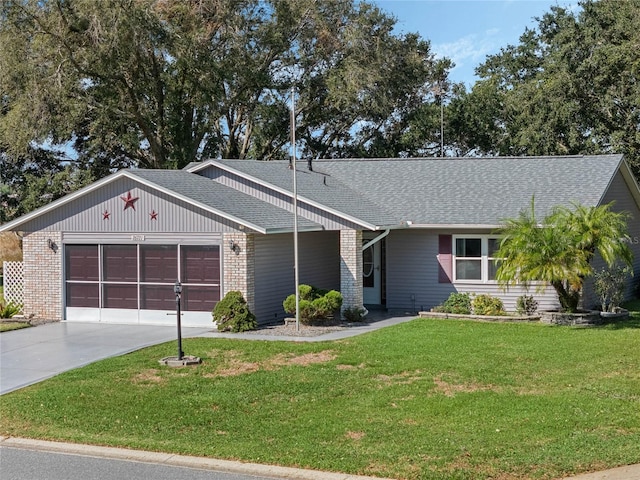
363, 239, 381, 304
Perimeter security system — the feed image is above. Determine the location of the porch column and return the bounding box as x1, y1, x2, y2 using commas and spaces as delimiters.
340, 229, 363, 314
23, 231, 63, 321
223, 232, 255, 313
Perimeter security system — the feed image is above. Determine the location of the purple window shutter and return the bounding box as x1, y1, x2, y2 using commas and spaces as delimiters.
438, 235, 453, 283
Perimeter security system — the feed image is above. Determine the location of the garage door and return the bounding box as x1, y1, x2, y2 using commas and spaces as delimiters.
65, 244, 220, 326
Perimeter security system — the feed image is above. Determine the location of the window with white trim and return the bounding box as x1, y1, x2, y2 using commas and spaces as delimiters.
453, 236, 501, 283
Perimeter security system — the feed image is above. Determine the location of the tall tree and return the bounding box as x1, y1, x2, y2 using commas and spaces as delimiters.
452, 0, 640, 176
0, 0, 446, 174
0, 146, 93, 223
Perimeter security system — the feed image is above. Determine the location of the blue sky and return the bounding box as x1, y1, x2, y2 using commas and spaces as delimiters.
374, 0, 576, 87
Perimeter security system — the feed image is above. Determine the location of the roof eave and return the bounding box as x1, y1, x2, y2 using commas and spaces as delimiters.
184, 159, 218, 174
404, 223, 503, 230
614, 158, 640, 211
264, 225, 325, 234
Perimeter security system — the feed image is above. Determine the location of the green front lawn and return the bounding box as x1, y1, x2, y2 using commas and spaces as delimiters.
0, 321, 30, 332
1, 317, 639, 479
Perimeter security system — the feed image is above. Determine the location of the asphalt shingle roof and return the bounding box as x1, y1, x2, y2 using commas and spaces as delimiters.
1, 154, 627, 234
128, 169, 321, 233
217, 160, 399, 227
217, 155, 625, 227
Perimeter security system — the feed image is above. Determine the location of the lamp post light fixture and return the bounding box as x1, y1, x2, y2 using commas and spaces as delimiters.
158, 280, 201, 367
174, 280, 184, 360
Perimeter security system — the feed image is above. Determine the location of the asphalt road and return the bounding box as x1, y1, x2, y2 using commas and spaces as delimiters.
0, 446, 278, 480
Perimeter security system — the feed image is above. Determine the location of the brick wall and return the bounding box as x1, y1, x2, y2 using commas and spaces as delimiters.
223, 232, 255, 312
340, 229, 363, 312
23, 231, 63, 320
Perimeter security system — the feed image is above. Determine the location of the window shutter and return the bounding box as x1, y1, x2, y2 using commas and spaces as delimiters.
438, 235, 453, 283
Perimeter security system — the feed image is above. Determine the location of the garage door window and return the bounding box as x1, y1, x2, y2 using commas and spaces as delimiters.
103, 245, 138, 308
140, 245, 177, 310
65, 245, 99, 308
182, 246, 220, 311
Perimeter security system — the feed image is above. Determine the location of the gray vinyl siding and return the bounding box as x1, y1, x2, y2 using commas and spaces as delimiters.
453, 284, 560, 312
386, 230, 455, 312
385, 229, 560, 313
200, 165, 365, 230
253, 231, 340, 324
583, 170, 640, 307
17, 177, 244, 233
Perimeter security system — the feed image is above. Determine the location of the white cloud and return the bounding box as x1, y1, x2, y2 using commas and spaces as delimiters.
434, 33, 498, 67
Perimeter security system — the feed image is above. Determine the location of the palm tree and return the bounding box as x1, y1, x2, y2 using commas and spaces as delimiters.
495, 199, 633, 312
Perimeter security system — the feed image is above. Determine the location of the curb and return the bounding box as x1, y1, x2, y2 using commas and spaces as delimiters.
0, 437, 391, 480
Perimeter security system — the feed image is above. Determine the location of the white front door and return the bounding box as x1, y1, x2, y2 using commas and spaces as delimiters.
363, 239, 381, 304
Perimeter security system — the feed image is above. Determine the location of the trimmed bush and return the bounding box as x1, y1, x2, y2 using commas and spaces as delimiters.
212, 291, 257, 332
516, 295, 539, 316
433, 292, 472, 315
472, 294, 505, 316
283, 284, 343, 324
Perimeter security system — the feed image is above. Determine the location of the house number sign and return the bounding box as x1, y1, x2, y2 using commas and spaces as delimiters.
131, 234, 145, 241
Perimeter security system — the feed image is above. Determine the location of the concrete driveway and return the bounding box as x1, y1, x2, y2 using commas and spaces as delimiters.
0, 322, 211, 395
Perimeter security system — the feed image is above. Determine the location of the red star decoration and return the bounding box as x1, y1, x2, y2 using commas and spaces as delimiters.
102, 210, 110, 220
149, 210, 158, 220
120, 191, 139, 211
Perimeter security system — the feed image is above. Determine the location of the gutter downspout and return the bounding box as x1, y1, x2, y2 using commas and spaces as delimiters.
362, 229, 390, 252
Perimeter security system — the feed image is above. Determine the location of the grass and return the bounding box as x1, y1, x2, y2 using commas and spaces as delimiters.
1, 317, 640, 479
0, 321, 30, 332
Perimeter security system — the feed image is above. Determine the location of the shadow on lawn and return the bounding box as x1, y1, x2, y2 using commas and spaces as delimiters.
596, 313, 640, 330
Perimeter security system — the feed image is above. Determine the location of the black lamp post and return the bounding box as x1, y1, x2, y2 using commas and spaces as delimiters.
174, 280, 184, 360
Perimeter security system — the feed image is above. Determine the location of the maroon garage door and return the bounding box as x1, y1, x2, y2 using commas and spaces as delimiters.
65, 244, 220, 321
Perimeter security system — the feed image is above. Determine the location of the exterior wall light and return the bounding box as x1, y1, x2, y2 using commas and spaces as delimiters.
47, 238, 58, 252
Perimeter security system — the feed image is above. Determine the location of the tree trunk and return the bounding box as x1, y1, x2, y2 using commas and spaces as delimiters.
551, 280, 581, 313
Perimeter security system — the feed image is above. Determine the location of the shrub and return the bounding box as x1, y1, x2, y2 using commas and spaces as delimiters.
472, 294, 505, 316
0, 300, 22, 319
433, 292, 472, 315
212, 291, 257, 332
323, 290, 343, 312
282, 293, 297, 316
342, 306, 367, 322
516, 295, 539, 316
283, 284, 343, 324
594, 265, 630, 312
299, 284, 315, 301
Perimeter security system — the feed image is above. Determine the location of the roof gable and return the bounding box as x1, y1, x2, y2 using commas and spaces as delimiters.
0, 169, 321, 234
202, 160, 399, 229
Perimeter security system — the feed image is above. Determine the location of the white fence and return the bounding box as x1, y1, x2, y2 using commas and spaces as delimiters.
3, 261, 24, 305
